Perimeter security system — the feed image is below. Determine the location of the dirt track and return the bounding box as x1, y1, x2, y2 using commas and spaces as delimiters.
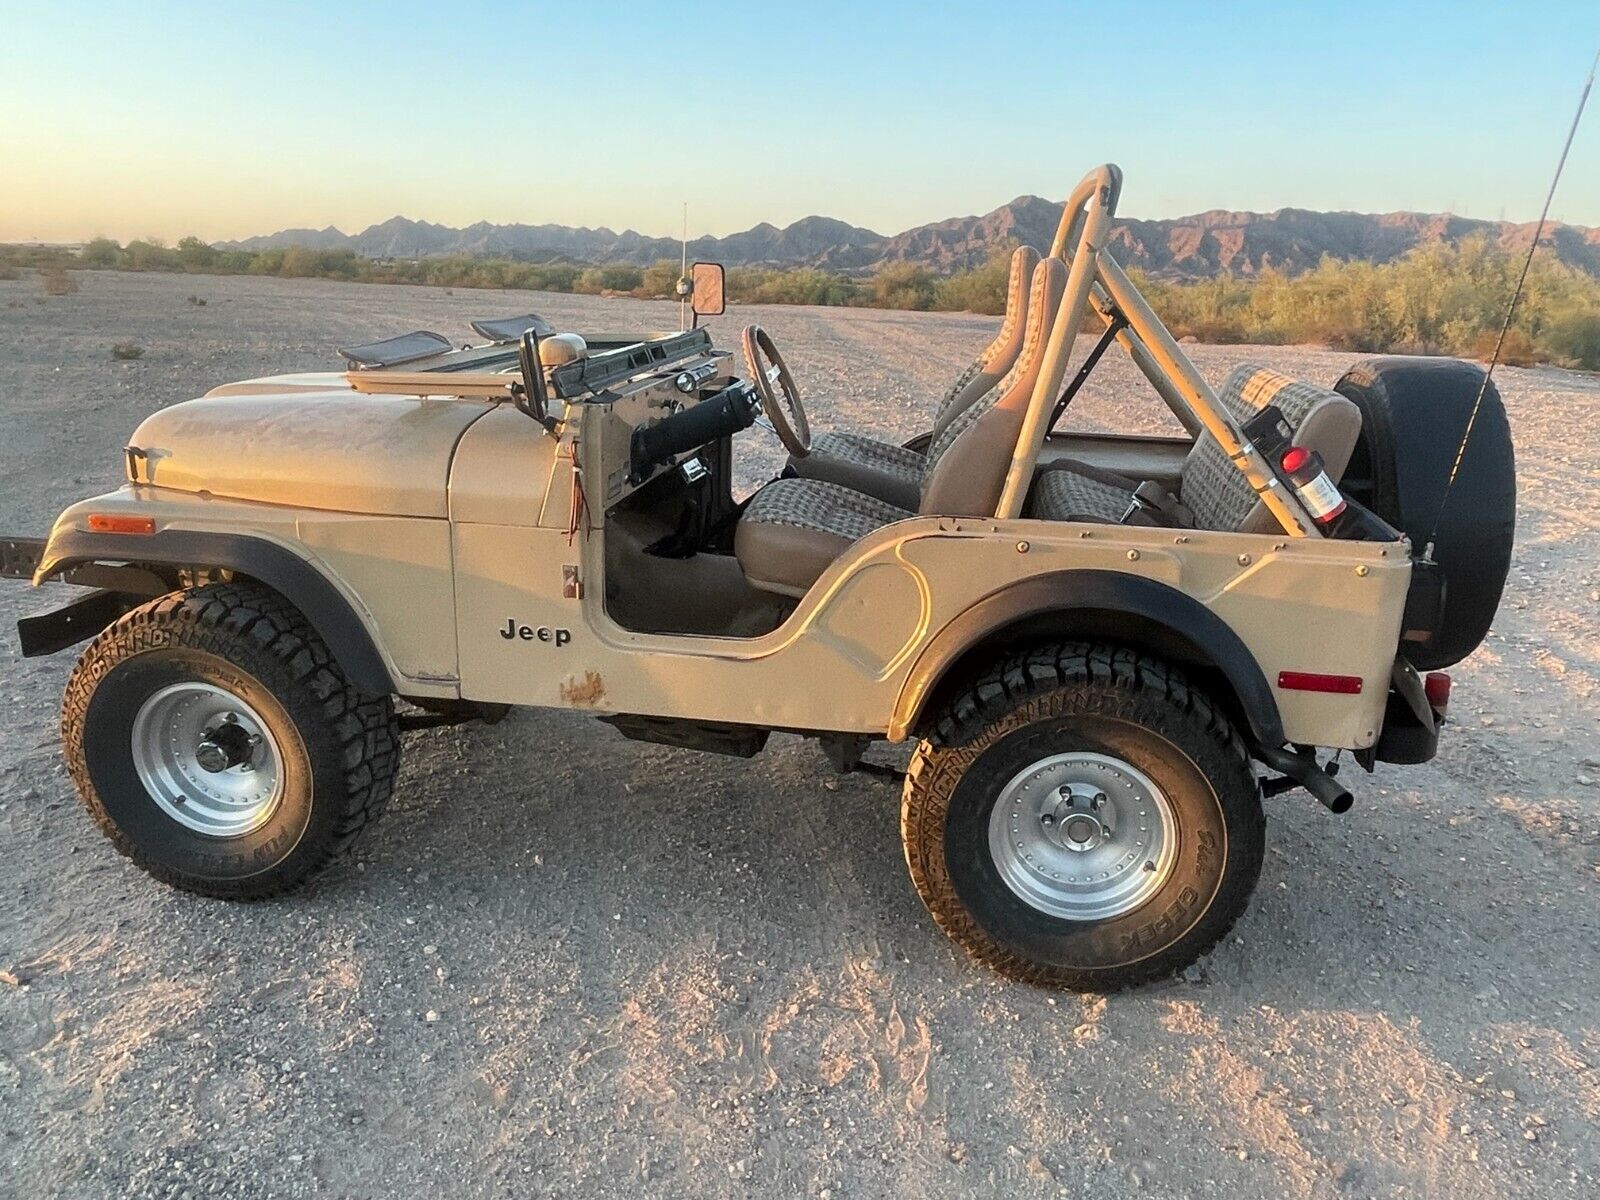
1, 270, 1597, 1199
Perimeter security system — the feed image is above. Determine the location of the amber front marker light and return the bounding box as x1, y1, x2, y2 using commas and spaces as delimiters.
87, 514, 157, 535
1276, 671, 1363, 695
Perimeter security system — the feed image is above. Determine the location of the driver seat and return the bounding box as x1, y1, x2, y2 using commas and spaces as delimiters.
736, 256, 1068, 596
783, 246, 1041, 510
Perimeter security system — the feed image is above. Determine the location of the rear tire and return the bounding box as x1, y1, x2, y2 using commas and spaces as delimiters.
901, 643, 1264, 990
62, 582, 399, 899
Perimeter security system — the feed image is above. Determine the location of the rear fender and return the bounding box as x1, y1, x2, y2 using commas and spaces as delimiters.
891, 569, 1284, 746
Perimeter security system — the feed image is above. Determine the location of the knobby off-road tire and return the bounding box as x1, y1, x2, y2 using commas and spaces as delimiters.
901, 643, 1264, 990
62, 582, 399, 899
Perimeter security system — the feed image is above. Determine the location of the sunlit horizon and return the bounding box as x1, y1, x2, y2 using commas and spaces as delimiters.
5, 0, 1597, 244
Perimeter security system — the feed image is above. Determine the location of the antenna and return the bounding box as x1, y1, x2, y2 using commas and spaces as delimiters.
1427, 46, 1598, 554
679, 201, 689, 330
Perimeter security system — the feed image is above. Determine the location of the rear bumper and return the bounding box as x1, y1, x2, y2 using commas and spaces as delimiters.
1369, 689, 1444, 764
1361, 661, 1447, 767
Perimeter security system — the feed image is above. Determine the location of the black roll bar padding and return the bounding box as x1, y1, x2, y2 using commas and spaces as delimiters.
629, 383, 760, 483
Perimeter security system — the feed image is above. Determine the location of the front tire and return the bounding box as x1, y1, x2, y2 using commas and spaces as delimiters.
901, 643, 1264, 990
62, 582, 399, 899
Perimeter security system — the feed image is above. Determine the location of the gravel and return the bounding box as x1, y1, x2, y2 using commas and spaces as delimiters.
1, 269, 1597, 1199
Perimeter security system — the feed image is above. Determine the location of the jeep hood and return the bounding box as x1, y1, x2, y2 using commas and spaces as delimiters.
129, 391, 496, 518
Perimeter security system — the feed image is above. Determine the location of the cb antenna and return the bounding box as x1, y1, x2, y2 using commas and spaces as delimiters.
1428, 45, 1598, 554
677, 201, 690, 330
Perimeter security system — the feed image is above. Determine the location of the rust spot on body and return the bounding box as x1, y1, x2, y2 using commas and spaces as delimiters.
560, 670, 606, 707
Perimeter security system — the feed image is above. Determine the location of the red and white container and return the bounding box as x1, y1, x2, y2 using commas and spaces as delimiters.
1280, 446, 1347, 528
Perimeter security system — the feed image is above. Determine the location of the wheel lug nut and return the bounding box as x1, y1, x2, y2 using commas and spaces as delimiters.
1040, 813, 1055, 826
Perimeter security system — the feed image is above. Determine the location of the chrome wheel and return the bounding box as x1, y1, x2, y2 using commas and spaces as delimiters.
987, 751, 1177, 921
130, 683, 284, 837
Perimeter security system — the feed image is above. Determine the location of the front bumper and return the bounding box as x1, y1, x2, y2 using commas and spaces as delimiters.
1, 537, 45, 582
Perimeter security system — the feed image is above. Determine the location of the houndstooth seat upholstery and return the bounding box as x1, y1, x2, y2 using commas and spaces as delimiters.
1029, 363, 1362, 532
738, 257, 1068, 596
786, 246, 1040, 510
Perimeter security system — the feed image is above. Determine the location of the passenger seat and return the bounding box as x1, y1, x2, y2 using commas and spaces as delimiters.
1029, 364, 1361, 532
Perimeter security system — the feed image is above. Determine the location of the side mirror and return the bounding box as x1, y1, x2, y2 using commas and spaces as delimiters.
690, 261, 726, 318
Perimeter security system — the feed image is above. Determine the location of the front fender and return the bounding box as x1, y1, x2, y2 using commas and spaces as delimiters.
36, 524, 396, 697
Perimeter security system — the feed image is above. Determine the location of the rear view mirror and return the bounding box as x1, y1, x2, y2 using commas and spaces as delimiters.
691, 261, 726, 317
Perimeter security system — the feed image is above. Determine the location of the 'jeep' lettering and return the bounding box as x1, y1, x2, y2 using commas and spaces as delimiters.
499, 619, 571, 646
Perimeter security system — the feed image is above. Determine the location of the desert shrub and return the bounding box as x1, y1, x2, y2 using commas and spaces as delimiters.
870, 262, 937, 311
731, 266, 857, 306
177, 236, 218, 270
634, 259, 683, 299
1545, 309, 1600, 369
41, 269, 78, 295
934, 246, 1015, 315
187, 294, 206, 306
111, 342, 144, 360
575, 264, 644, 294
0, 263, 18, 281
124, 240, 180, 271
80, 237, 123, 268
1469, 327, 1537, 367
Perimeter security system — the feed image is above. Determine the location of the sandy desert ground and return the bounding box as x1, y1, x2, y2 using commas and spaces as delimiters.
1, 270, 1597, 1200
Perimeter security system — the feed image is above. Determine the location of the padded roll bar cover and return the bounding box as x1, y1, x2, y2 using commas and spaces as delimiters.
891, 568, 1284, 745
36, 529, 397, 696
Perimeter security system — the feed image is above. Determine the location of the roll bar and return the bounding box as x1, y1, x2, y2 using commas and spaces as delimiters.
996, 165, 1318, 539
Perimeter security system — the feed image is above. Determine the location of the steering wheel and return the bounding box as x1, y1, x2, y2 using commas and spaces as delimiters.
741, 325, 810, 457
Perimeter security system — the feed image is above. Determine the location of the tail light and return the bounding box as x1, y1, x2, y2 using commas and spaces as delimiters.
1424, 671, 1452, 711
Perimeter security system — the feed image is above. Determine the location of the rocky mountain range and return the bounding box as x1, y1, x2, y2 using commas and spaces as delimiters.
225, 198, 1600, 280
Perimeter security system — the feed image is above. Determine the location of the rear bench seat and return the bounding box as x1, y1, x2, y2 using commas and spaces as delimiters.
1027, 363, 1361, 533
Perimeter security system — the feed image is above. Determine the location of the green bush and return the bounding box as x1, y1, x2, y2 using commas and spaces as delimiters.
1545, 309, 1600, 369
634, 259, 683, 299
934, 246, 1016, 315
870, 262, 938, 311
575, 264, 644, 294
14, 230, 1597, 371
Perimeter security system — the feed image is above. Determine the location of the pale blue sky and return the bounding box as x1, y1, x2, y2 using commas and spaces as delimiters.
2, 0, 1596, 242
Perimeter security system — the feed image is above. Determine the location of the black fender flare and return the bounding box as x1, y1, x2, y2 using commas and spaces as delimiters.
891, 568, 1283, 746
37, 529, 395, 696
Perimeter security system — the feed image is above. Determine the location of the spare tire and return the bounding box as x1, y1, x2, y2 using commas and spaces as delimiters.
1333, 356, 1516, 670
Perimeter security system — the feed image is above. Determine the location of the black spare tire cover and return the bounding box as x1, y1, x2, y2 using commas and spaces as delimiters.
1333, 356, 1516, 670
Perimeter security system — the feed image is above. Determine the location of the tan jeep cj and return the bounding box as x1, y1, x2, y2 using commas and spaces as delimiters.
2, 166, 1515, 989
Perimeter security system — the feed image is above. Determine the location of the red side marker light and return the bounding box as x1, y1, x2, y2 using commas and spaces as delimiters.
1277, 671, 1363, 695
87, 514, 156, 535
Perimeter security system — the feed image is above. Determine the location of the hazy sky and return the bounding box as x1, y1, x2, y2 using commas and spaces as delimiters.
3, 0, 1597, 243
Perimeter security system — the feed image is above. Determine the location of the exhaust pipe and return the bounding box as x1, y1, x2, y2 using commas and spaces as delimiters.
1253, 744, 1353, 814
